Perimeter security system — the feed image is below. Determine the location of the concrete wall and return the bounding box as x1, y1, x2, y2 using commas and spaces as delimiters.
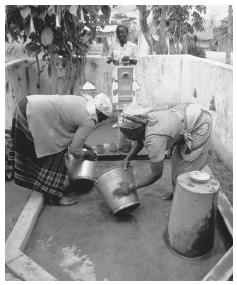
27, 56, 113, 97
82, 56, 112, 97
134, 55, 183, 106
5, 58, 56, 129
5, 55, 233, 169
5, 59, 29, 129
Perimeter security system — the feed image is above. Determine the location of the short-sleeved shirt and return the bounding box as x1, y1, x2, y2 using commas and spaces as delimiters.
108, 41, 138, 80
143, 108, 185, 162
108, 41, 137, 61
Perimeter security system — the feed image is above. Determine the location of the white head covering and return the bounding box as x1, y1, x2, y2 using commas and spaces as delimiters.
94, 93, 113, 117
85, 93, 112, 117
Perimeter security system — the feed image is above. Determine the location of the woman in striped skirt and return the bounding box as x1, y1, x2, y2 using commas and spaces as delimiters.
9, 93, 112, 206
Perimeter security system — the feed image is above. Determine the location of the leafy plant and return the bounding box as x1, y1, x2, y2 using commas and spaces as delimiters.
187, 43, 206, 58
137, 5, 206, 54
5, 5, 111, 93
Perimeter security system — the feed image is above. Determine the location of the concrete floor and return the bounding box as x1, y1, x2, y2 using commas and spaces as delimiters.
87, 122, 118, 145
24, 160, 230, 281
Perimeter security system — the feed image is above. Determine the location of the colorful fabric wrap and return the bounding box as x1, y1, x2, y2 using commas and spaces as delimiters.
182, 103, 210, 153
118, 113, 148, 130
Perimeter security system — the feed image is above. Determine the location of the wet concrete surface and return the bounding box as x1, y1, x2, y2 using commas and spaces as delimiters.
24, 160, 230, 281
87, 123, 118, 145
87, 123, 148, 156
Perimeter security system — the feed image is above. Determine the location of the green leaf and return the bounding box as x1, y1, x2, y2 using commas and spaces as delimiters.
69, 5, 78, 17
39, 9, 47, 19
25, 42, 41, 55
20, 6, 31, 19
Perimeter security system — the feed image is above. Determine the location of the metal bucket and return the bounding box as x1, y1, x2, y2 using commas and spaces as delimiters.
67, 156, 96, 182
95, 165, 140, 214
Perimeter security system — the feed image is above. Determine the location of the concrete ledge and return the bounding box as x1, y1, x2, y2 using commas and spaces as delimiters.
202, 166, 233, 236
5, 58, 29, 68
203, 247, 233, 281
7, 251, 57, 281
5, 165, 233, 281
6, 191, 44, 263
5, 191, 57, 280
202, 166, 233, 281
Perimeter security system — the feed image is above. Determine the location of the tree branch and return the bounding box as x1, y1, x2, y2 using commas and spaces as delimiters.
137, 5, 156, 54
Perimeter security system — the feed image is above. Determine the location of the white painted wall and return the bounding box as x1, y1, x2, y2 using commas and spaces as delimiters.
5, 59, 28, 130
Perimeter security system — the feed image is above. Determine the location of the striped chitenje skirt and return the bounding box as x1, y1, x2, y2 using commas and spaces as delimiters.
171, 109, 213, 184
9, 97, 67, 200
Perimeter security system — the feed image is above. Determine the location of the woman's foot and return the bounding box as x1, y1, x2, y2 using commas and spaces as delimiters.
64, 175, 70, 188
45, 196, 77, 206
162, 192, 174, 200
59, 196, 78, 206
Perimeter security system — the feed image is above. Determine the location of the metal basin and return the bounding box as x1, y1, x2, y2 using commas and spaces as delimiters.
95, 165, 140, 214
67, 156, 96, 182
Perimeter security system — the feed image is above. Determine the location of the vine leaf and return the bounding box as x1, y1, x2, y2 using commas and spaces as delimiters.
41, 27, 54, 46
69, 5, 78, 17
20, 6, 31, 19
25, 42, 41, 56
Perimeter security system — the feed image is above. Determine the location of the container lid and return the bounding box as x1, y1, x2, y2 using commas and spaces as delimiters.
177, 172, 220, 194
189, 171, 210, 183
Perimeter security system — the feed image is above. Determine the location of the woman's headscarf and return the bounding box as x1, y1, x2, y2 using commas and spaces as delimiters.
94, 93, 113, 117
86, 93, 113, 117
118, 101, 161, 130
118, 114, 147, 129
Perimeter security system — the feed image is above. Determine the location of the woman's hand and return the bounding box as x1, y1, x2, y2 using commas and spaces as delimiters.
165, 147, 173, 159
113, 181, 136, 197
123, 157, 130, 170
83, 143, 94, 151
83, 150, 97, 161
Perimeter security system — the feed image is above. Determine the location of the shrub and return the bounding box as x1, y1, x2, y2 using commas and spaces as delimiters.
187, 44, 206, 58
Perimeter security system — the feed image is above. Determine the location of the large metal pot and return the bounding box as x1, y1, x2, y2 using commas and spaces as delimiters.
95, 165, 140, 214
66, 153, 96, 182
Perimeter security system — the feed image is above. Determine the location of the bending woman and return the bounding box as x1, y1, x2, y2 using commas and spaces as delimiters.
9, 93, 112, 206
115, 103, 213, 200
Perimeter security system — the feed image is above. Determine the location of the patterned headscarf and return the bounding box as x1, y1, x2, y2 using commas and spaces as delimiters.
118, 114, 148, 129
